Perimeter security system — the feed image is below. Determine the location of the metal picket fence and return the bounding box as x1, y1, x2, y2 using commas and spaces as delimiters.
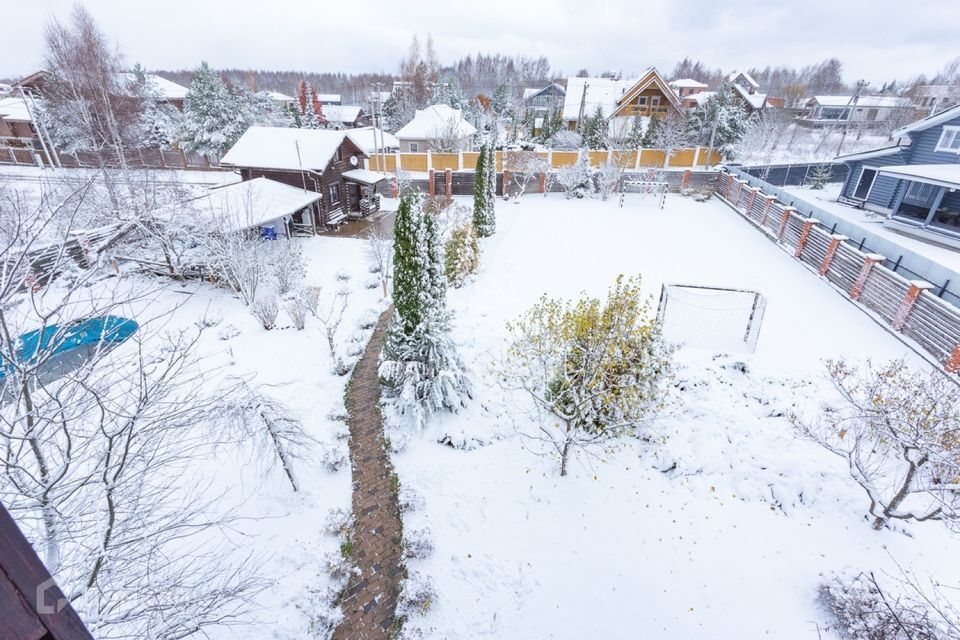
716, 171, 960, 372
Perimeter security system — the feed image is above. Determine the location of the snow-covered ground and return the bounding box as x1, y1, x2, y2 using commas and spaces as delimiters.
391, 193, 958, 639
785, 183, 960, 274
736, 126, 890, 166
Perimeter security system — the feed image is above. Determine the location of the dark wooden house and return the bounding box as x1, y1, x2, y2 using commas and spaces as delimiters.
220, 126, 390, 226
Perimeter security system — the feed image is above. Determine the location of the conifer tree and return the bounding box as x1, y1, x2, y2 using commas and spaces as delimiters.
583, 105, 608, 149
380, 192, 470, 427
179, 61, 246, 155
473, 142, 488, 234
482, 143, 497, 235
626, 114, 645, 149
642, 114, 660, 148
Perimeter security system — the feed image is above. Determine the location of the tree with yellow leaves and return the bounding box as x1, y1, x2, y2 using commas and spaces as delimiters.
504, 275, 673, 476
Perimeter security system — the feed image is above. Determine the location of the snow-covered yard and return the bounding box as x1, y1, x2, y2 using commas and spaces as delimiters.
390, 193, 959, 639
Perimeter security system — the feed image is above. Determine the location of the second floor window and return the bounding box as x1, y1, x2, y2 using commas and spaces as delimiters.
936, 126, 960, 154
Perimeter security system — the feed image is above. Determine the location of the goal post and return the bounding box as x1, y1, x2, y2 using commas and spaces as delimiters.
656, 284, 767, 353
619, 180, 668, 209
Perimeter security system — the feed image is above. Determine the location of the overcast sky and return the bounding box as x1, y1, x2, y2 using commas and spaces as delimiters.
3, 0, 957, 87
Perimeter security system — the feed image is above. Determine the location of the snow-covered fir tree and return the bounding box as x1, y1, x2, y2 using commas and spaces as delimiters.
483, 143, 497, 233
556, 151, 595, 198
625, 114, 645, 149
379, 192, 470, 428
473, 142, 488, 234
641, 114, 660, 148
445, 218, 480, 287
431, 77, 466, 110
179, 62, 246, 156
686, 83, 748, 160
130, 64, 180, 149
582, 105, 608, 149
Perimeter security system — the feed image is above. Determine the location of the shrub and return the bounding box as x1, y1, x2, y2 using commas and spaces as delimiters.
444, 219, 480, 287
556, 152, 595, 199
251, 294, 279, 330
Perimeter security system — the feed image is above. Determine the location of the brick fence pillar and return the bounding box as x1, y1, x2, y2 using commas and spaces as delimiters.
850, 253, 885, 300
946, 345, 960, 373
819, 234, 848, 275
502, 169, 510, 198
759, 195, 777, 226
539, 172, 546, 193
892, 281, 935, 330
794, 218, 820, 258
390, 178, 399, 198
734, 179, 745, 203
777, 206, 797, 240
745, 187, 759, 215
445, 169, 452, 202
428, 169, 435, 196
681, 169, 690, 189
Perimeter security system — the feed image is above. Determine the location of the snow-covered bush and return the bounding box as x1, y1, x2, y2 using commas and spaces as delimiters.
807, 164, 833, 190
365, 228, 394, 298
796, 359, 960, 530
284, 290, 310, 330
397, 571, 437, 619
323, 508, 354, 537
272, 241, 306, 295
595, 161, 622, 201
819, 570, 960, 640
403, 528, 435, 560
473, 142, 497, 237
547, 129, 582, 151
556, 152, 595, 199
380, 192, 470, 429
444, 219, 480, 288
251, 293, 280, 330
202, 228, 271, 305
318, 290, 350, 375
504, 275, 673, 476
304, 285, 322, 316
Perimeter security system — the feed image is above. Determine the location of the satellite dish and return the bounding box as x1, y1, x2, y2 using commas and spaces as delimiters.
350, 155, 359, 166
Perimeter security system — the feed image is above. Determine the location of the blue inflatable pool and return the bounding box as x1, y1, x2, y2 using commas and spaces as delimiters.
1, 315, 139, 381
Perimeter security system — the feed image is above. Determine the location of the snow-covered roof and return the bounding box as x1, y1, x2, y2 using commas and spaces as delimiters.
394, 104, 477, 140
267, 91, 295, 102
892, 103, 960, 137
523, 83, 566, 102
342, 169, 390, 185
732, 84, 767, 110
316, 93, 340, 104
810, 95, 909, 108
834, 144, 909, 163
728, 71, 759, 89
345, 127, 400, 154
323, 105, 363, 124
687, 91, 716, 107
522, 88, 537, 100
0, 97, 32, 122
186, 178, 322, 232
220, 126, 350, 172
877, 164, 960, 189
118, 73, 189, 100
670, 78, 708, 89
562, 76, 636, 120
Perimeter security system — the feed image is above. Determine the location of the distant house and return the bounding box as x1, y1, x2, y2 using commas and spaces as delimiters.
15, 69, 190, 111
267, 91, 296, 107
0, 96, 38, 152
669, 78, 708, 100
394, 104, 477, 152
835, 104, 960, 244
316, 93, 341, 106
562, 68, 683, 137
220, 126, 390, 224
323, 105, 367, 129
523, 83, 566, 115
799, 95, 914, 127
345, 126, 400, 155
909, 84, 960, 117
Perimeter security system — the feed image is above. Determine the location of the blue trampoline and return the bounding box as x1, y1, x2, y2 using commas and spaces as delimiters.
1, 315, 139, 382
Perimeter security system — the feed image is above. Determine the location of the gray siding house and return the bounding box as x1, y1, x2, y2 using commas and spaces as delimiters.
837, 104, 960, 243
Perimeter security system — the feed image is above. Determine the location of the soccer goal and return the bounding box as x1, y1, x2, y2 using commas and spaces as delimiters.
619, 180, 668, 209
656, 284, 767, 353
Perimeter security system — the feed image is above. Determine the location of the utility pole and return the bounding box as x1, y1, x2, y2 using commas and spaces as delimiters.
576, 82, 589, 134
836, 79, 867, 157
370, 82, 381, 172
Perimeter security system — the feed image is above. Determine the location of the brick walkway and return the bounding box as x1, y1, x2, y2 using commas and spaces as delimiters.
333, 308, 404, 640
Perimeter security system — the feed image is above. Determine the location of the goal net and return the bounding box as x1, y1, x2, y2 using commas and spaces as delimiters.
620, 180, 668, 209
656, 284, 767, 353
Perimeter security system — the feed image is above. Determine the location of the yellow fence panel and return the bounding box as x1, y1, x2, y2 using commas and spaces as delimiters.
551, 152, 578, 168
494, 151, 503, 171
639, 149, 666, 167
367, 155, 397, 172
432, 153, 459, 170
588, 151, 608, 167
461, 152, 480, 170
399, 153, 428, 172
668, 148, 696, 167
610, 150, 638, 168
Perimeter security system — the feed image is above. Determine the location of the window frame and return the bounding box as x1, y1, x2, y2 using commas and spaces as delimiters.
329, 183, 341, 206
935, 126, 960, 154
409, 142, 419, 153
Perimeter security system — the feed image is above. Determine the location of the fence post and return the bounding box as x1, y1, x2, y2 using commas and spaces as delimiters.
635, 149, 642, 171
502, 169, 510, 198
759, 194, 777, 226
693, 146, 701, 167
794, 218, 820, 257
681, 169, 690, 189
850, 253, 885, 300
946, 345, 960, 373
892, 281, 934, 331
734, 179, 745, 204
426, 149, 432, 171
539, 172, 546, 193
428, 169, 435, 196
445, 169, 452, 201
777, 206, 796, 240
457, 151, 463, 171
819, 234, 848, 275
745, 187, 759, 215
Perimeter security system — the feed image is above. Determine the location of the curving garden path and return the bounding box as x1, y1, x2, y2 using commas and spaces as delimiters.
332, 308, 404, 640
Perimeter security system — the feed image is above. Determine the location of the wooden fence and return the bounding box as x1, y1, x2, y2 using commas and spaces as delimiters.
0, 145, 223, 171
367, 147, 723, 173
716, 171, 960, 373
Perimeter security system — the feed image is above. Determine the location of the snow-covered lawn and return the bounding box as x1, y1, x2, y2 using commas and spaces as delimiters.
391, 193, 958, 639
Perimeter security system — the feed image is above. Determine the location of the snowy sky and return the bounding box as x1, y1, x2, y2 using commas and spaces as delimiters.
3, 0, 956, 86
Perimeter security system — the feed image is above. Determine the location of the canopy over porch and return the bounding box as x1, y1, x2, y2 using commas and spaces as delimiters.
878, 164, 960, 237
341, 169, 391, 217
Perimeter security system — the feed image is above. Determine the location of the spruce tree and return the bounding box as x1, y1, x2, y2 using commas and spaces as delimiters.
583, 105, 608, 149
180, 62, 245, 155
642, 114, 660, 148
482, 143, 497, 235
380, 191, 470, 428
626, 114, 645, 149
473, 142, 488, 234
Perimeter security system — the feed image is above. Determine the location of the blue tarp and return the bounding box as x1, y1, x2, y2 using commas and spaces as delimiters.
0, 315, 139, 380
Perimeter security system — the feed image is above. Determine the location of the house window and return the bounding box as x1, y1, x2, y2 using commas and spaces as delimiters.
935, 126, 960, 154
651, 96, 661, 110
637, 96, 647, 106
334, 147, 342, 162
329, 183, 341, 205
409, 142, 419, 152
